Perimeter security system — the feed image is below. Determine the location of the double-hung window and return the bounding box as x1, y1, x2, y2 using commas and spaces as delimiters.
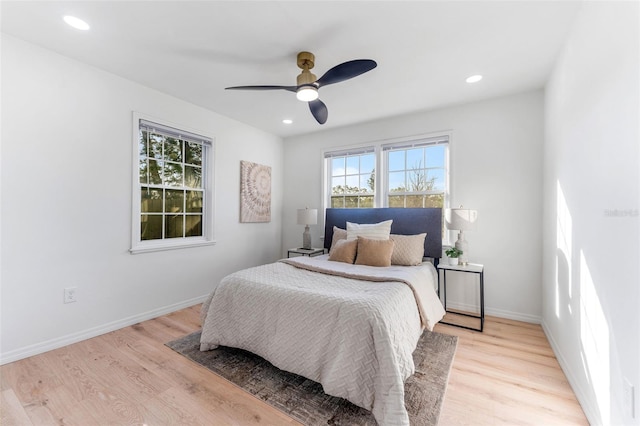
131, 114, 215, 253
383, 135, 448, 209
323, 133, 449, 234
325, 147, 376, 208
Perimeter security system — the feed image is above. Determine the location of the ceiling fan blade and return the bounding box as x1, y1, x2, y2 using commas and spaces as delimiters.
225, 85, 297, 92
309, 99, 328, 124
315, 59, 377, 88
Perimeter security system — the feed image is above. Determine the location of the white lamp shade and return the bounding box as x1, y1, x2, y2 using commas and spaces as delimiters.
445, 208, 478, 231
297, 208, 318, 225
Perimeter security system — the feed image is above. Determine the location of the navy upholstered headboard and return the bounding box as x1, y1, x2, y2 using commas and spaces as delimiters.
323, 208, 442, 263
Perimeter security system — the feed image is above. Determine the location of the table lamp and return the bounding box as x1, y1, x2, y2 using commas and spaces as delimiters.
297, 207, 318, 249
445, 207, 478, 265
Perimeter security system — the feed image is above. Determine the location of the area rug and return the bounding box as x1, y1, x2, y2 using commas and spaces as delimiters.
166, 330, 457, 425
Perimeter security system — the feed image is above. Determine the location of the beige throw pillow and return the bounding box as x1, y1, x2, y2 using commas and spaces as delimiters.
346, 220, 393, 241
355, 237, 395, 267
390, 233, 427, 266
328, 238, 358, 264
329, 226, 347, 254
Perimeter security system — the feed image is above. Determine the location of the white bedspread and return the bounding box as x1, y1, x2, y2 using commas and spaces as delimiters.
200, 255, 445, 425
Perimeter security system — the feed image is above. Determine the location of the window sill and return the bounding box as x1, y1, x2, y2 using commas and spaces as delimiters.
130, 238, 217, 254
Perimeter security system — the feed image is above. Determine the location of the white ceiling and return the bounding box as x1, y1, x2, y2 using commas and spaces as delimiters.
1, 1, 582, 138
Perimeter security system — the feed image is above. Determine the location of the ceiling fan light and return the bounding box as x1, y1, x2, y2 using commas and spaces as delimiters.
296, 86, 319, 102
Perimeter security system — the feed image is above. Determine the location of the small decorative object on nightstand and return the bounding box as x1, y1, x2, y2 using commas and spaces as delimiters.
297, 207, 318, 249
287, 247, 325, 258
445, 247, 463, 266
437, 262, 484, 332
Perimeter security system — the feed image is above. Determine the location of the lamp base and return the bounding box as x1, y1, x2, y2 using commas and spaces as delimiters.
302, 225, 311, 249
455, 230, 469, 265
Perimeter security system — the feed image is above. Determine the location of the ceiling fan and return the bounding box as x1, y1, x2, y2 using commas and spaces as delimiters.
225, 52, 377, 125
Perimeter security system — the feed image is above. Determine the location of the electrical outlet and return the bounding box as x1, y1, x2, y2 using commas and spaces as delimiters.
63, 287, 77, 304
624, 378, 635, 419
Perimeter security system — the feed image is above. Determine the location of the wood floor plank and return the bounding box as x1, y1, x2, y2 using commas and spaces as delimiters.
0, 307, 587, 425
1, 389, 35, 426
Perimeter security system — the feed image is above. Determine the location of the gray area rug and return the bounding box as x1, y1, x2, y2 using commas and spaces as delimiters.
166, 330, 457, 425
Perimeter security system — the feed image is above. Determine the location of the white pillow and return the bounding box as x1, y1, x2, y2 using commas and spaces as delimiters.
346, 220, 392, 241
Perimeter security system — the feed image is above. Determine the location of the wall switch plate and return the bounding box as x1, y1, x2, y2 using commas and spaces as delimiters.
63, 287, 77, 304
624, 378, 635, 419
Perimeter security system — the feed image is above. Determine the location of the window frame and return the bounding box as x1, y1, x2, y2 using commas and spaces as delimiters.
130, 112, 216, 254
382, 135, 449, 209
324, 145, 377, 209
322, 132, 451, 242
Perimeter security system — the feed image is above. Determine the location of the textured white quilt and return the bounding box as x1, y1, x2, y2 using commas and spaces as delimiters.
200, 255, 445, 425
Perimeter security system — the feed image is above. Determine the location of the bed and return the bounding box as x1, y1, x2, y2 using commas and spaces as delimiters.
200, 208, 446, 425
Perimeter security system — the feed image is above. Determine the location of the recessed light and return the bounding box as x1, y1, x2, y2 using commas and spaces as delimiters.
282, 119, 293, 124
466, 75, 483, 83
63, 15, 90, 31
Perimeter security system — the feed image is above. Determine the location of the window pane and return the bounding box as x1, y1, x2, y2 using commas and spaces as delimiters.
426, 145, 445, 168
148, 160, 162, 185
184, 165, 202, 188
139, 131, 148, 157
428, 169, 445, 191
149, 134, 163, 159
331, 196, 344, 207
165, 189, 184, 212
360, 174, 374, 193
344, 196, 359, 208
345, 175, 359, 193
164, 137, 182, 162
389, 171, 406, 192
359, 196, 374, 207
405, 194, 425, 208
388, 150, 405, 171
163, 162, 183, 187
141, 215, 162, 240
407, 168, 427, 192
185, 142, 202, 166
388, 195, 404, 207
346, 156, 359, 174
141, 187, 163, 213
332, 176, 345, 194
406, 148, 424, 169
165, 214, 183, 238
185, 215, 203, 237
186, 190, 203, 213
139, 158, 148, 184
331, 158, 345, 176
425, 193, 444, 208
360, 154, 375, 175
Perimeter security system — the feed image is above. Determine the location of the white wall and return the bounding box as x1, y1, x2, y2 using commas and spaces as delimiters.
542, 2, 640, 425
283, 90, 544, 322
0, 35, 284, 364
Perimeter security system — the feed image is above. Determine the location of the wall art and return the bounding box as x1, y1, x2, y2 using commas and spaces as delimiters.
240, 160, 271, 223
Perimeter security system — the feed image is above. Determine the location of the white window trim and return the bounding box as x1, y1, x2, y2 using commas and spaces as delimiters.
130, 112, 216, 254
322, 131, 452, 243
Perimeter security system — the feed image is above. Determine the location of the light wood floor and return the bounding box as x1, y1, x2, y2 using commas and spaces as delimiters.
1, 305, 588, 425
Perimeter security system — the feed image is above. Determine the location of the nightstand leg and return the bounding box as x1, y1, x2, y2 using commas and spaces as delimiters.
443, 269, 447, 311
480, 271, 484, 332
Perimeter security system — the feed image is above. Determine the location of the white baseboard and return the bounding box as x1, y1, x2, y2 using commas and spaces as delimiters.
541, 320, 597, 425
0, 295, 209, 365
445, 300, 541, 324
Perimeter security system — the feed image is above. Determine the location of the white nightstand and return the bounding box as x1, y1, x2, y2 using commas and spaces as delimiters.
287, 248, 325, 258
437, 262, 484, 332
